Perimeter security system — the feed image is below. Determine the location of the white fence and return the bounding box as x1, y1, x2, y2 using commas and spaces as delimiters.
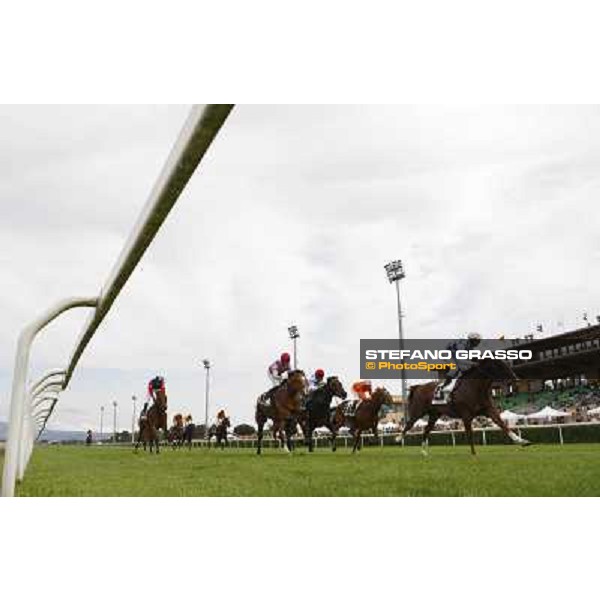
41, 421, 600, 449
1, 104, 234, 496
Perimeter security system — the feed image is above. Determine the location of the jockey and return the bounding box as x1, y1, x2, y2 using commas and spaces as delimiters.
216, 409, 227, 426
139, 402, 149, 420
267, 352, 291, 387
308, 369, 326, 393
432, 332, 482, 404
346, 379, 372, 415
147, 375, 166, 404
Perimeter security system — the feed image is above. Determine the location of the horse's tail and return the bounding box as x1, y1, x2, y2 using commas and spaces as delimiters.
404, 385, 419, 417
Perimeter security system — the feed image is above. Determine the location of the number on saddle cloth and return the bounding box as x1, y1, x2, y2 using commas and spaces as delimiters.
342, 400, 357, 416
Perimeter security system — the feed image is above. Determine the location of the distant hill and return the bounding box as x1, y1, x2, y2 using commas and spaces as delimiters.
0, 421, 101, 442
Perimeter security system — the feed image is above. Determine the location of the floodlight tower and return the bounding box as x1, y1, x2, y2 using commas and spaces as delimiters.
131, 395, 137, 444
288, 325, 300, 369
202, 359, 211, 436
384, 260, 408, 422
112, 400, 118, 444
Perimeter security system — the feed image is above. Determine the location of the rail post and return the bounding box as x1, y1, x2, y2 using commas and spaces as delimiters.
1, 296, 98, 497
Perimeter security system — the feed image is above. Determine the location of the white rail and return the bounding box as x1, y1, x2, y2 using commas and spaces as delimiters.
1, 104, 234, 496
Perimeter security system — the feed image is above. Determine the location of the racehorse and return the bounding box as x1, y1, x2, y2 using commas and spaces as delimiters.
398, 358, 531, 455
134, 389, 168, 454
207, 416, 231, 450
333, 387, 393, 453
299, 376, 348, 452
168, 413, 184, 449
182, 416, 195, 450
255, 370, 307, 455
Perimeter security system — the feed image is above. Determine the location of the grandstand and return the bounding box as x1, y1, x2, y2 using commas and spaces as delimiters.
495, 325, 600, 415
382, 326, 600, 422
510, 324, 600, 385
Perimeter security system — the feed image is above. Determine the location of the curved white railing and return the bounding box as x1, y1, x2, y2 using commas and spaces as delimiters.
1, 104, 234, 496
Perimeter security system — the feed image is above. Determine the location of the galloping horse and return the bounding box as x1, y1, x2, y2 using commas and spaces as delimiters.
333, 387, 393, 453
182, 416, 195, 450
255, 370, 307, 454
299, 376, 347, 452
168, 413, 184, 449
207, 416, 231, 449
135, 389, 168, 454
398, 358, 531, 455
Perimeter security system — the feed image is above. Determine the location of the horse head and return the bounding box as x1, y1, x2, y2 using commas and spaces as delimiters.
155, 388, 167, 409
372, 387, 393, 406
327, 376, 348, 399
287, 370, 307, 394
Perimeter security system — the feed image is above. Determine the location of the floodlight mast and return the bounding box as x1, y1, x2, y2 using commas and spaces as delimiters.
203, 359, 211, 436
384, 260, 408, 423
288, 325, 300, 369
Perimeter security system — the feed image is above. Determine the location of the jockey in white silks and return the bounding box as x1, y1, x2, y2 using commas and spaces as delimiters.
432, 332, 482, 404
267, 352, 292, 386
260, 352, 292, 406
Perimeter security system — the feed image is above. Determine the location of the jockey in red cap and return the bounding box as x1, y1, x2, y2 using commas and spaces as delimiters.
267, 352, 291, 387
141, 375, 165, 418
147, 375, 165, 403
308, 368, 326, 393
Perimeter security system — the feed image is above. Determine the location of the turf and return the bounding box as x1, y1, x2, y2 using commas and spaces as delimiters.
6, 443, 600, 496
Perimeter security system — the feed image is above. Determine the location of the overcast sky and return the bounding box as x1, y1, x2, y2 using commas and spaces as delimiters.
1, 105, 599, 431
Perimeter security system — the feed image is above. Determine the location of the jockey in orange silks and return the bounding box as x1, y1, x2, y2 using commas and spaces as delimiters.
346, 379, 372, 415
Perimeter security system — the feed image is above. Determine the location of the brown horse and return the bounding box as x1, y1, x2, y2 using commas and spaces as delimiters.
135, 389, 168, 454
168, 413, 184, 449
207, 416, 231, 449
298, 376, 348, 452
182, 416, 195, 450
255, 370, 307, 454
333, 387, 393, 453
398, 358, 531, 455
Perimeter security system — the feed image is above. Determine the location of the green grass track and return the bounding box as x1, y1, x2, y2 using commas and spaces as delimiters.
4, 443, 600, 496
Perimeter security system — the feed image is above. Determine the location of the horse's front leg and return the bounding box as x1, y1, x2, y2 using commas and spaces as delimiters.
352, 429, 361, 453
421, 414, 439, 456
256, 416, 265, 455
283, 418, 294, 453
305, 415, 314, 453
463, 418, 476, 456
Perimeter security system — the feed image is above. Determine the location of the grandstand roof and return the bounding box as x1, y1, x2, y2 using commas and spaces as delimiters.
512, 324, 600, 352
511, 324, 600, 380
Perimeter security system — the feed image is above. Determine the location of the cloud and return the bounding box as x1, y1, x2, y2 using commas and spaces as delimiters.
1, 105, 599, 429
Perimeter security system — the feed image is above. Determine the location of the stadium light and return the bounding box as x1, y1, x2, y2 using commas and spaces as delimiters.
100, 405, 104, 441
112, 400, 117, 444
384, 261, 408, 422
131, 395, 137, 445
202, 359, 211, 437
288, 325, 300, 369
